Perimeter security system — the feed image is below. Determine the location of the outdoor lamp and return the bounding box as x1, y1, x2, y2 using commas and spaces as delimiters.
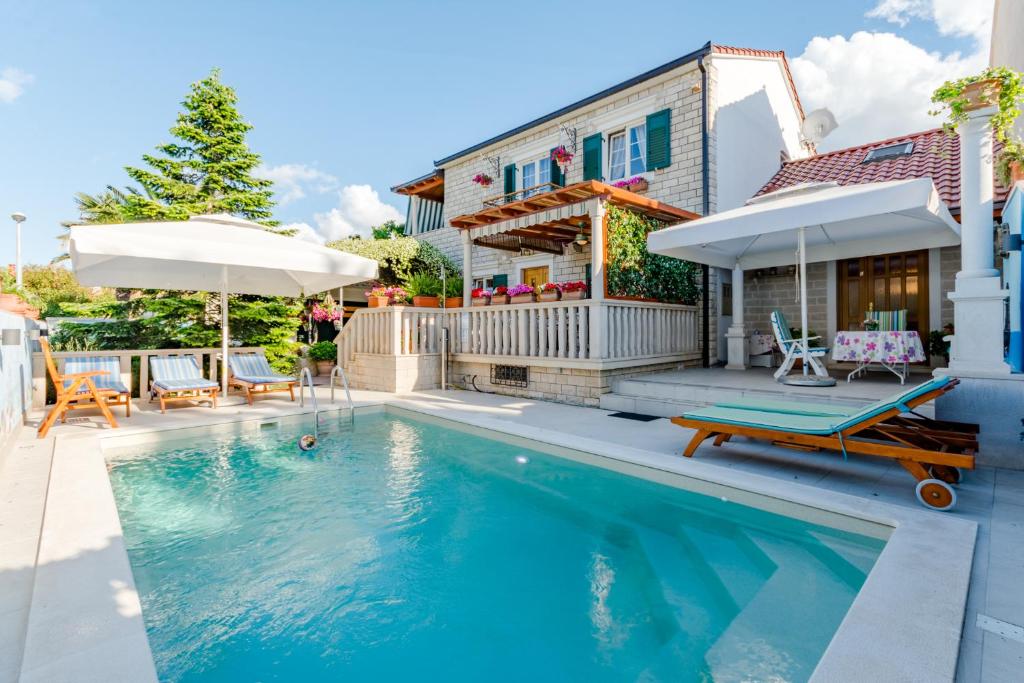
11, 212, 26, 288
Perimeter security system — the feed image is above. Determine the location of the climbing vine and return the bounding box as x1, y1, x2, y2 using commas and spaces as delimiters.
605, 205, 700, 304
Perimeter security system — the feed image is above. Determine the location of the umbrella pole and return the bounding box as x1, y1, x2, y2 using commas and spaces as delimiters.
799, 227, 809, 376
221, 267, 229, 398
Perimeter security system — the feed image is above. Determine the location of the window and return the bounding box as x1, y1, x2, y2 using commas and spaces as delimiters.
520, 156, 551, 196
608, 123, 647, 181
473, 275, 496, 289
863, 142, 914, 163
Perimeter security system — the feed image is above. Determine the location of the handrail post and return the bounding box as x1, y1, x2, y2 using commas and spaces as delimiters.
329, 364, 354, 412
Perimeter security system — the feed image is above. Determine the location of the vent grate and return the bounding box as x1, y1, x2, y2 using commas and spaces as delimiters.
491, 364, 528, 388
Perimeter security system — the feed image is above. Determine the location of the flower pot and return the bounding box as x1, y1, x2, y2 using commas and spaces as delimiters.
1011, 160, 1024, 184
624, 179, 649, 193
315, 360, 335, 375
962, 78, 1002, 111
538, 290, 561, 302
412, 295, 440, 308
510, 294, 535, 304
368, 295, 389, 308
561, 290, 586, 300
491, 294, 511, 305
471, 296, 491, 307
444, 296, 463, 308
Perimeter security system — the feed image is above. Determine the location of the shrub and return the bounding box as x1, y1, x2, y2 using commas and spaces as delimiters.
605, 205, 700, 304
327, 235, 459, 284
308, 341, 337, 362
443, 276, 463, 299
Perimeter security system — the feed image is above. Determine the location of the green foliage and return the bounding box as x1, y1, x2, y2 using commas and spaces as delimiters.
928, 329, 952, 359
123, 69, 277, 224
20, 265, 112, 317
404, 271, 442, 298
50, 292, 302, 371
327, 235, 459, 284
443, 276, 463, 299
371, 220, 406, 240
605, 205, 700, 304
307, 341, 337, 362
931, 67, 1024, 142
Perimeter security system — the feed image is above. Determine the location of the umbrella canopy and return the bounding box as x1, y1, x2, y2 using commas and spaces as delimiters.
68, 214, 379, 396
69, 213, 378, 296
647, 178, 960, 270
647, 178, 960, 386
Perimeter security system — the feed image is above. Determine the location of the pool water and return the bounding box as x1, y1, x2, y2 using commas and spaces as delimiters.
107, 412, 885, 682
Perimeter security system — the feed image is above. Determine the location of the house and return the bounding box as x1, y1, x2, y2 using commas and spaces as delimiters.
380, 42, 810, 403
738, 128, 1010, 350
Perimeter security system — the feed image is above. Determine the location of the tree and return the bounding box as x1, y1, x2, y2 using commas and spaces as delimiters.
371, 220, 406, 240
122, 69, 277, 223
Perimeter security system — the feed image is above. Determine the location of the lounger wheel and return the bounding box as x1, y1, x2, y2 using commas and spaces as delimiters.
928, 465, 962, 485
915, 478, 957, 511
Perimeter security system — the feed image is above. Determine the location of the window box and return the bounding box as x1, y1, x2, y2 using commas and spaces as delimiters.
538, 290, 560, 302
510, 293, 536, 304
444, 296, 463, 308
491, 294, 511, 305
615, 178, 648, 193
471, 296, 490, 307
412, 295, 440, 308
561, 289, 586, 300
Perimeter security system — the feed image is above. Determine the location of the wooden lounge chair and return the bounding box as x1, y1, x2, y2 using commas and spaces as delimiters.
37, 338, 126, 438
227, 352, 297, 405
671, 376, 977, 511
149, 355, 219, 413
770, 309, 830, 380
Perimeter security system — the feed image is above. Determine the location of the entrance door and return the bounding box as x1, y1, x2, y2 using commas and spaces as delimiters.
521, 266, 549, 288
837, 250, 929, 334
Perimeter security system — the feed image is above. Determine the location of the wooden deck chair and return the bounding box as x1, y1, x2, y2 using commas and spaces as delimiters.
671, 376, 977, 511
37, 338, 124, 438
227, 352, 297, 405
770, 309, 830, 380
149, 355, 219, 413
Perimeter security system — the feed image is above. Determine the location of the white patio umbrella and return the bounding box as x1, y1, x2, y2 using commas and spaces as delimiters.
647, 179, 961, 385
68, 214, 378, 396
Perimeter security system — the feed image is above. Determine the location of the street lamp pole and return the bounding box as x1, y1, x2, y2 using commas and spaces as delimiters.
11, 213, 26, 288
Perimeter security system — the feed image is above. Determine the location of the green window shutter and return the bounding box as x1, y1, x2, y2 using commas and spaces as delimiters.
492, 274, 508, 288
503, 163, 516, 201
582, 133, 603, 181
646, 108, 672, 170
549, 148, 563, 187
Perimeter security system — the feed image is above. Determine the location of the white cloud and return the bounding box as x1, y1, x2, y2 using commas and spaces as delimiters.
282, 185, 404, 243
255, 163, 339, 206
0, 67, 33, 103
791, 1, 993, 151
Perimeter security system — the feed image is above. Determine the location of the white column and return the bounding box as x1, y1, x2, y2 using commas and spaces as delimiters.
588, 201, 608, 359
461, 231, 473, 305
220, 266, 230, 397
725, 262, 748, 370
407, 196, 420, 236
948, 105, 1011, 375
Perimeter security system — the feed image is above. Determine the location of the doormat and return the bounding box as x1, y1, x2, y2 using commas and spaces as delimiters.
607, 411, 661, 422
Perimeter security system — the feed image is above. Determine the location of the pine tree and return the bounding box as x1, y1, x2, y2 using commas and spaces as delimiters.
124, 69, 276, 223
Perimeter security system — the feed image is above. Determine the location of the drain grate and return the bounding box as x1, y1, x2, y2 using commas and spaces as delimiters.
607, 411, 661, 422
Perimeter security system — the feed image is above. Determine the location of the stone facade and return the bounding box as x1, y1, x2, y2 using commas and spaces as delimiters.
940, 245, 960, 328
743, 263, 828, 339
347, 353, 441, 393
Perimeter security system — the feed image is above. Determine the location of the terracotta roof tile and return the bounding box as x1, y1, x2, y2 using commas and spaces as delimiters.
755, 128, 1009, 214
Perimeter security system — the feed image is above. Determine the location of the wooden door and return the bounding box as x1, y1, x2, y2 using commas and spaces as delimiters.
521, 266, 549, 288
837, 250, 929, 334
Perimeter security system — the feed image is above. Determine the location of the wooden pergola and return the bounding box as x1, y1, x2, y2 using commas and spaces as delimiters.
452, 180, 699, 302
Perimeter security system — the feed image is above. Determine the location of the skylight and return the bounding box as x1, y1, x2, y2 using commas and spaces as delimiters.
863, 142, 914, 163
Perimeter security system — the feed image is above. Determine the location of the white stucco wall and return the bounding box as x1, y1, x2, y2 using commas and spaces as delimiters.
711, 55, 808, 211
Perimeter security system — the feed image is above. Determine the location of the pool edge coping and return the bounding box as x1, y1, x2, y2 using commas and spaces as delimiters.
21, 395, 976, 682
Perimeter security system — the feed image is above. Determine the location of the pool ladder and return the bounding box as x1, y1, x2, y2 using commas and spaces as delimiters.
298, 367, 320, 441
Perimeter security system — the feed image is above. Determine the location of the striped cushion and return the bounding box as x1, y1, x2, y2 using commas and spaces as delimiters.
151, 355, 205, 383
228, 353, 275, 378
153, 377, 219, 391
63, 356, 129, 394
771, 309, 828, 354
233, 374, 295, 385
866, 309, 908, 331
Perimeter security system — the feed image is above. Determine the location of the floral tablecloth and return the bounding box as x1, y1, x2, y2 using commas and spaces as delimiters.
832, 330, 926, 364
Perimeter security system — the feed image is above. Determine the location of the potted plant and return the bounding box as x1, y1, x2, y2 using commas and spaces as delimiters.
996, 140, 1024, 186
560, 281, 587, 300
508, 283, 536, 304
471, 287, 491, 306
550, 145, 574, 174
612, 176, 648, 193
366, 285, 390, 308
472, 173, 494, 187
404, 272, 442, 307
308, 340, 337, 375
491, 285, 510, 305
538, 282, 561, 302
443, 276, 464, 308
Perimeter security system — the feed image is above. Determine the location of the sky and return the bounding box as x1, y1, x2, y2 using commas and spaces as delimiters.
0, 0, 994, 267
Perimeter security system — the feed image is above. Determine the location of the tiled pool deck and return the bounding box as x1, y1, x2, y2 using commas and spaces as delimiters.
1, 387, 1021, 681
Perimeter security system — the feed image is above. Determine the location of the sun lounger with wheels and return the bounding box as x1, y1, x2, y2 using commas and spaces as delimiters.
227, 352, 297, 405
671, 376, 977, 511
149, 355, 219, 413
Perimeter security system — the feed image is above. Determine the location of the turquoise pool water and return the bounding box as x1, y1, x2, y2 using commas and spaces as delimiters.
107, 412, 885, 682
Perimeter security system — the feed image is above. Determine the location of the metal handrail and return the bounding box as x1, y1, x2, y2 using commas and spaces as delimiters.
329, 364, 354, 412
298, 367, 319, 439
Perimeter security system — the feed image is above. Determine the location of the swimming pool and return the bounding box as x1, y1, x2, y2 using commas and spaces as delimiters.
107, 410, 886, 682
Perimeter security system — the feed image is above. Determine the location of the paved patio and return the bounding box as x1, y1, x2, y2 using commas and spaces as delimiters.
1, 386, 1021, 681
